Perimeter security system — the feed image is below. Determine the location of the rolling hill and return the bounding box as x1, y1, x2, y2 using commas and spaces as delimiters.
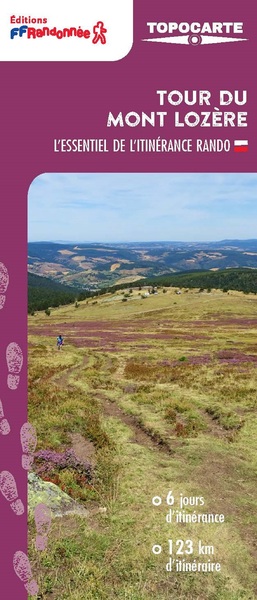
28, 240, 257, 290
28, 272, 89, 313
28, 282, 257, 599
134, 268, 257, 294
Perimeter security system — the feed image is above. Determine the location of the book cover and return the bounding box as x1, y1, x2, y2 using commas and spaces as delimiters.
1, 1, 256, 598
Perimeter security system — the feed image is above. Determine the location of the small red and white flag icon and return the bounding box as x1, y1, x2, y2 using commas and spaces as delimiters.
234, 140, 248, 152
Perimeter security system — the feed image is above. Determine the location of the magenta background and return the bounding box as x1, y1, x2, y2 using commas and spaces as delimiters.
0, 0, 256, 597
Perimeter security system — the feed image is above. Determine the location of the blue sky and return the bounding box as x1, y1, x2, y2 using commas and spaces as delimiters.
28, 173, 257, 242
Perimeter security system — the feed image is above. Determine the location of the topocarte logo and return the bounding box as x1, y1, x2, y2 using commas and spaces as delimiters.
9, 15, 107, 43
143, 22, 248, 46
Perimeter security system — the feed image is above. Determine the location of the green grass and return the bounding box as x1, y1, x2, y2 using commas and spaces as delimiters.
28, 288, 257, 599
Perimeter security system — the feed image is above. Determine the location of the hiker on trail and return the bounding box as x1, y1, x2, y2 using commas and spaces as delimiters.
56, 335, 64, 350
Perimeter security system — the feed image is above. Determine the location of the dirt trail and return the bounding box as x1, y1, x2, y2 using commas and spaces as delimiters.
69, 432, 96, 466
100, 394, 173, 452
53, 355, 89, 389
111, 357, 126, 381
53, 351, 173, 455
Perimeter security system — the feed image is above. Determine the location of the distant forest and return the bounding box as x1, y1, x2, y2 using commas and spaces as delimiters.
28, 273, 90, 313
133, 268, 257, 294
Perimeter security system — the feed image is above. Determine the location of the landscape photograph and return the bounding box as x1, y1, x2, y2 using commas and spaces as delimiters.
28, 173, 257, 599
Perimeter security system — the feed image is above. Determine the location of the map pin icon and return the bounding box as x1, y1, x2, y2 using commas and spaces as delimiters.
34, 503, 52, 550
0, 470, 24, 515
6, 342, 23, 390
13, 551, 39, 596
20, 422, 37, 470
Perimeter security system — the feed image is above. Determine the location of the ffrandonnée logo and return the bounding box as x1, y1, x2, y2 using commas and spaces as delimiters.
9, 15, 107, 43
143, 22, 248, 46
1, 1, 132, 62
